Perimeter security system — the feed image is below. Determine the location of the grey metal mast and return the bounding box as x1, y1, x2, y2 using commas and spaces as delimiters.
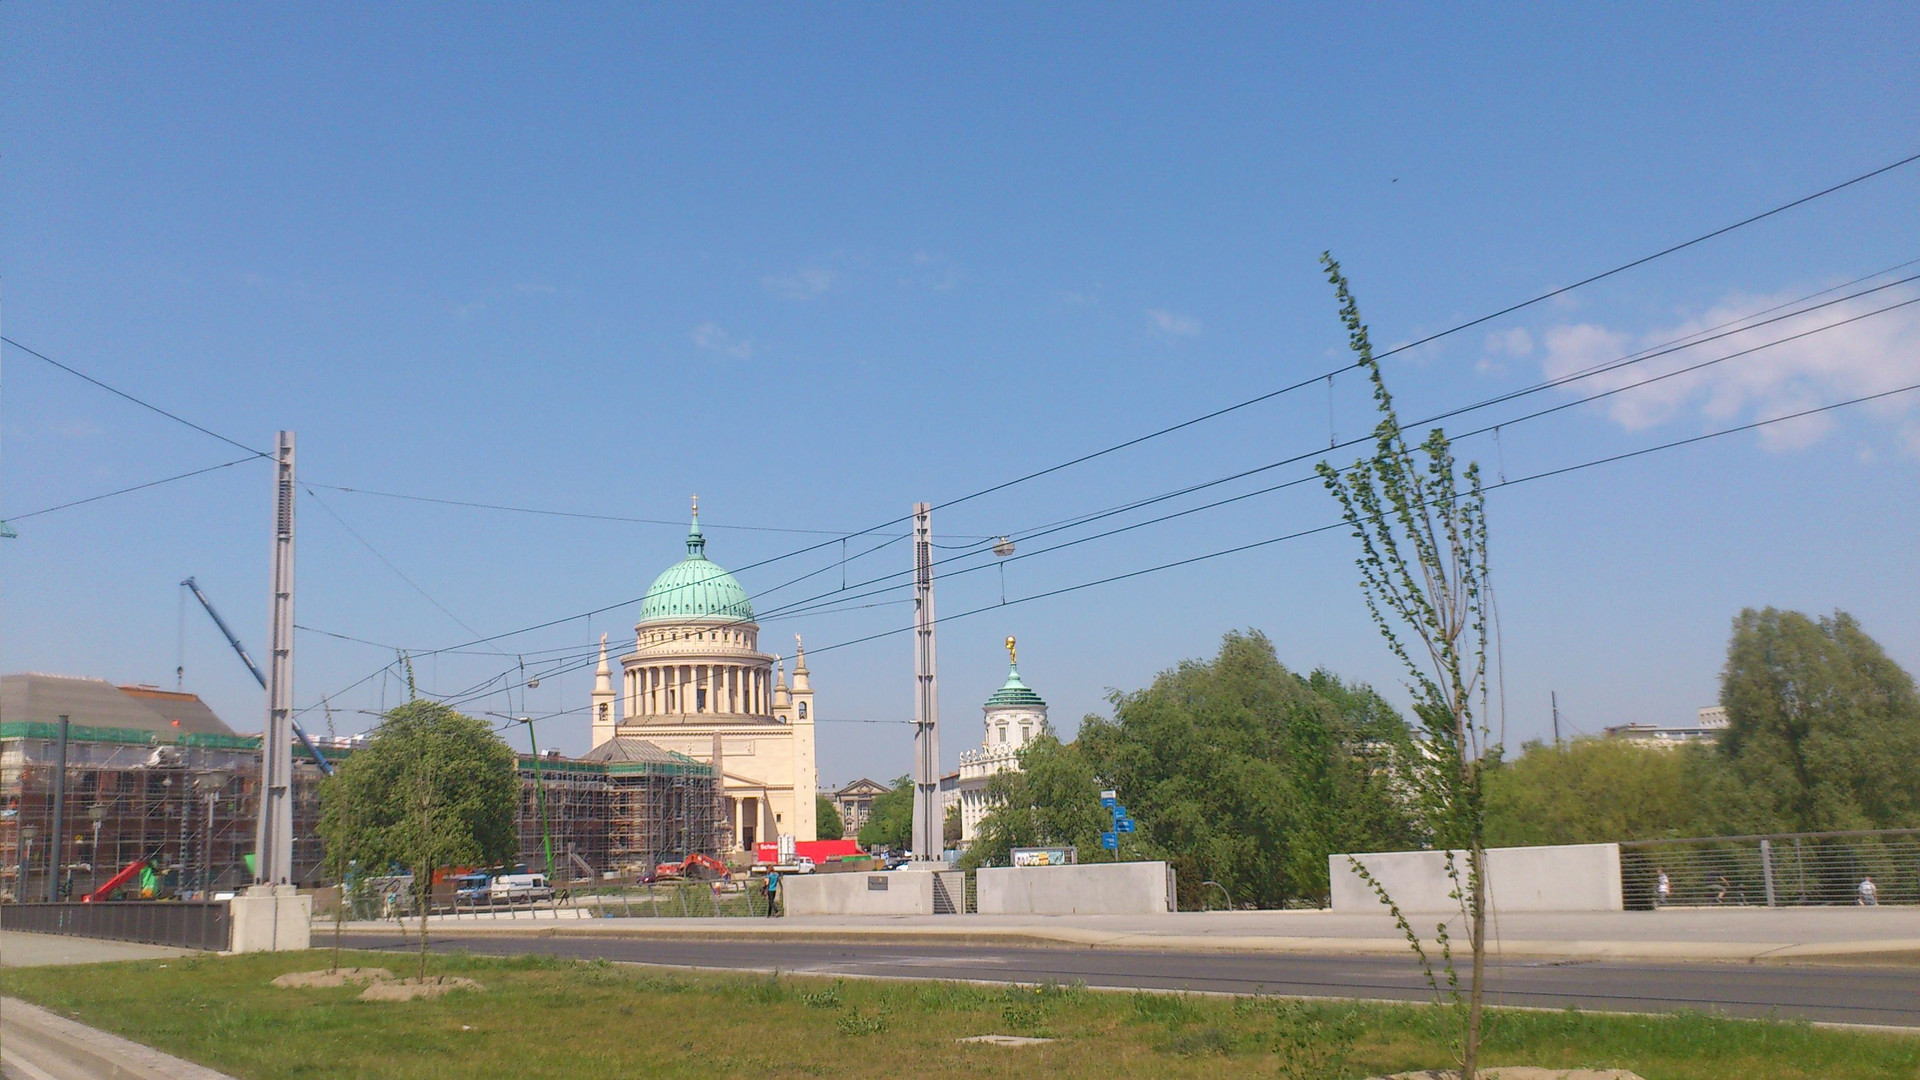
254, 431, 296, 884
910, 502, 942, 861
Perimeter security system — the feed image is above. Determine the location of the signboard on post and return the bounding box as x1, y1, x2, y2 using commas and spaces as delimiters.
1101, 832, 1118, 851
1011, 846, 1078, 867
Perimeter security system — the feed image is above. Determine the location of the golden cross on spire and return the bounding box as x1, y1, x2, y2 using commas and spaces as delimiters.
691, 494, 699, 518
1006, 636, 1017, 666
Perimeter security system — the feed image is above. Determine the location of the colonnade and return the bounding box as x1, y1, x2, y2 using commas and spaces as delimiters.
626, 662, 772, 719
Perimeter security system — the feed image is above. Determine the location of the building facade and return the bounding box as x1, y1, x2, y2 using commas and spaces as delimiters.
954, 637, 1047, 847
587, 508, 818, 852
830, 778, 888, 836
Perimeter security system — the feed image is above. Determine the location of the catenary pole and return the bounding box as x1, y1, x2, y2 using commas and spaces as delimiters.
910, 503, 942, 862
254, 431, 296, 885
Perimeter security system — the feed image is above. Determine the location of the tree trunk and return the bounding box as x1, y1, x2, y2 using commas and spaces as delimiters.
1463, 842, 1487, 1080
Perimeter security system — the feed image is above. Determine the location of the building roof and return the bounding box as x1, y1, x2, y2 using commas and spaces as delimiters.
834, 777, 889, 797
577, 736, 698, 766
983, 662, 1046, 709
0, 674, 237, 737
639, 515, 755, 624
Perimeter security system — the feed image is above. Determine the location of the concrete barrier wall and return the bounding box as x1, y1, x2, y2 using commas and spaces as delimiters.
1329, 843, 1623, 914
781, 870, 934, 916
977, 861, 1173, 915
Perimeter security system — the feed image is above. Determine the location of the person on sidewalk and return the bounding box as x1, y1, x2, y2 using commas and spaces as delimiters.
1858, 876, 1879, 906
1655, 869, 1671, 908
765, 869, 781, 918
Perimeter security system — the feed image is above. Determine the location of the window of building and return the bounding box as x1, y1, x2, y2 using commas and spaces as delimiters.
696, 688, 708, 711
1020, 724, 1030, 741
798, 702, 807, 719
997, 725, 1008, 743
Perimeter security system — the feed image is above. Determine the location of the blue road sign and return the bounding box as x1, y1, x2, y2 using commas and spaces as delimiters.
1101, 796, 1117, 809
1117, 818, 1135, 832
1101, 832, 1118, 850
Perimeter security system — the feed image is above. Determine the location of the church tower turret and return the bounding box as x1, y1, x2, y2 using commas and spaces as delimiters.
590, 634, 616, 749
790, 636, 817, 841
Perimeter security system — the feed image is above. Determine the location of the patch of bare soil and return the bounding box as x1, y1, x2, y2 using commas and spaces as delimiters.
357, 976, 485, 1002
1380, 1071, 1645, 1080
271, 967, 395, 989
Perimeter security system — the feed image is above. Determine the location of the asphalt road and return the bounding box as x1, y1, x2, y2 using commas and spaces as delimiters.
339, 931, 1920, 1029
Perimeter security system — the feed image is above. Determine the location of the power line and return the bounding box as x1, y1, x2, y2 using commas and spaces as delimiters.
302, 486, 489, 641
799, 380, 1920, 659
0, 455, 260, 522
290, 156, 1920, 706
1, 336, 270, 458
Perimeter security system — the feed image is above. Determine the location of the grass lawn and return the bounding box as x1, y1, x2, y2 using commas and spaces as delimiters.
3, 948, 1915, 1079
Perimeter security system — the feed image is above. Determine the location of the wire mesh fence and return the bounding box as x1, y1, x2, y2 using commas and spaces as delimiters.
1620, 828, 1917, 909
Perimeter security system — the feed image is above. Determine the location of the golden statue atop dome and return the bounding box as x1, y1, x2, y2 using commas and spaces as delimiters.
1005, 636, 1017, 666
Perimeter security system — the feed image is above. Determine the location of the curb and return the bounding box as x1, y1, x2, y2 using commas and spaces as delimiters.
0, 997, 238, 1080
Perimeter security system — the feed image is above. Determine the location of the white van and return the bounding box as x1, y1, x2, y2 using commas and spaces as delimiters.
487, 873, 554, 903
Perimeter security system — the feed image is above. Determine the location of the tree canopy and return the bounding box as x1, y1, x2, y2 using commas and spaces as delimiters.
965, 631, 1417, 907
814, 795, 845, 841
317, 700, 519, 975
855, 775, 913, 852
1717, 607, 1920, 833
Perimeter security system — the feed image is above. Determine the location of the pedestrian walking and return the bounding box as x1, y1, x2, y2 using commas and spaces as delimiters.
1858, 876, 1879, 906
766, 869, 782, 918
1655, 869, 1671, 908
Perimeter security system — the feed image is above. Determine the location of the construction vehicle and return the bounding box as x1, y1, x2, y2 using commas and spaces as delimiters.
651, 853, 730, 881
181, 577, 333, 775
82, 858, 149, 903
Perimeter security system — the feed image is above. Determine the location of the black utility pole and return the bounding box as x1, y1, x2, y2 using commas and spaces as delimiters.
47, 715, 69, 901
1551, 691, 1562, 748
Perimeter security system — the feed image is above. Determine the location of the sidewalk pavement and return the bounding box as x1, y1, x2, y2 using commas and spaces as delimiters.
345, 906, 1920, 964
0, 931, 192, 968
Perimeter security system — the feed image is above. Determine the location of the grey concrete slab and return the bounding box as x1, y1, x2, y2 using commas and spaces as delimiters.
0, 931, 192, 968
0, 997, 236, 1080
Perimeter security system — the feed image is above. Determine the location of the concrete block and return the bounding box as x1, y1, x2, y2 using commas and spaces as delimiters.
781, 871, 935, 915
227, 884, 312, 952
1330, 843, 1624, 914
976, 861, 1174, 915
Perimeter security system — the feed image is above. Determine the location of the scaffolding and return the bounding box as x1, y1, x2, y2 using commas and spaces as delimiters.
0, 721, 327, 901
2, 722, 725, 900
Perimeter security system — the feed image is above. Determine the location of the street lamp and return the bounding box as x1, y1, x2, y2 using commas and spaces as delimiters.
89, 804, 108, 892
193, 770, 232, 897
17, 826, 37, 903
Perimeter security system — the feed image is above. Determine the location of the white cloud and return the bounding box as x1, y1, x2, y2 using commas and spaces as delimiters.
1487, 327, 1534, 357
764, 266, 837, 301
1148, 309, 1202, 337
1541, 290, 1920, 452
690, 322, 753, 359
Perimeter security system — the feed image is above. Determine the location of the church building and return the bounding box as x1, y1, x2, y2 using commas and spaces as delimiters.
584, 505, 817, 851
954, 637, 1048, 846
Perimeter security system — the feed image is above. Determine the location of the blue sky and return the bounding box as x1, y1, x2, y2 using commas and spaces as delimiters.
5, 5, 1918, 785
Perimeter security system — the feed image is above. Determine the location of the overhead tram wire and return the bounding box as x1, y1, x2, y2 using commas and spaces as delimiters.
319, 277, 1920, 714
2, 337, 271, 458
733, 279, 1920, 624
302, 486, 490, 641
1, 455, 260, 522
915, 149, 1920, 521
289, 155, 1920, 712
442, 368, 1920, 706
799, 381, 1920, 661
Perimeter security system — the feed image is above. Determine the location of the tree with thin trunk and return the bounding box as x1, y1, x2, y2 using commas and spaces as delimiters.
317, 700, 518, 981
1315, 253, 1494, 1079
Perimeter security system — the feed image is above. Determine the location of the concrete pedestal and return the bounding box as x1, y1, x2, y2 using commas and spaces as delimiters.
227, 884, 311, 953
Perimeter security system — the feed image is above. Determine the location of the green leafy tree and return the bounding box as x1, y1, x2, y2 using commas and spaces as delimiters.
1484, 739, 1708, 846
961, 732, 1109, 869
317, 700, 518, 979
856, 776, 913, 852
815, 795, 845, 841
1717, 608, 1920, 833
1076, 631, 1416, 907
1315, 253, 1493, 1078
943, 802, 962, 846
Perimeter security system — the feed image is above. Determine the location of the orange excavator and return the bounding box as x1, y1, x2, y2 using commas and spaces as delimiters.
652, 853, 729, 881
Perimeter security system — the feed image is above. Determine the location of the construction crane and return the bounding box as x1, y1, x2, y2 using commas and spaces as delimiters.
181, 577, 334, 775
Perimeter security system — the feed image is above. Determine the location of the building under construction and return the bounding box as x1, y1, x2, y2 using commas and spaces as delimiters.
1, 674, 721, 900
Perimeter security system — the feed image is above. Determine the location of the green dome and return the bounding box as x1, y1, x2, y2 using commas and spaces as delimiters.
640, 518, 755, 624
984, 662, 1046, 709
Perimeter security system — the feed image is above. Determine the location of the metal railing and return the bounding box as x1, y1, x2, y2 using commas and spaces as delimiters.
1620, 828, 1918, 909
0, 901, 231, 950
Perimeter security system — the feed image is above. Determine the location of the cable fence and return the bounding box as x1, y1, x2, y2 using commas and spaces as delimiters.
1620, 828, 1917, 909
